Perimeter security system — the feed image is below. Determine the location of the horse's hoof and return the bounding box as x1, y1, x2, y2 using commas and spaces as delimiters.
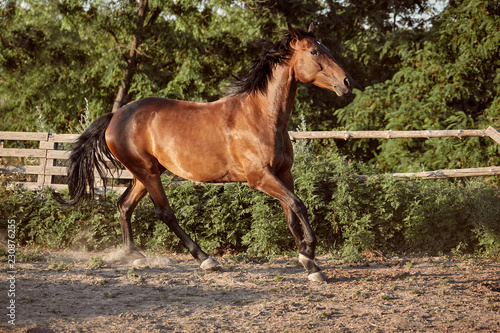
200, 256, 219, 270
133, 258, 148, 267
308, 271, 328, 282
104, 248, 145, 264
127, 251, 146, 261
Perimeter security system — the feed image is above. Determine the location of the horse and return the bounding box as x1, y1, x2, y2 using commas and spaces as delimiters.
57, 23, 353, 282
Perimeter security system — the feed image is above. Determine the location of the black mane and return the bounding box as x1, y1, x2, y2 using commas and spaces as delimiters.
230, 28, 315, 96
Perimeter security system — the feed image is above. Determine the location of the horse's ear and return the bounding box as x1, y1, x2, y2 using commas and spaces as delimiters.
288, 23, 301, 40
308, 22, 316, 34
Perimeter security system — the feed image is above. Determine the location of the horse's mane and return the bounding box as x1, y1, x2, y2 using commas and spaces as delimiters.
229, 28, 315, 96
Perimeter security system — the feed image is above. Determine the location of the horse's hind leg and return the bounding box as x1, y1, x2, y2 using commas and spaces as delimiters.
117, 177, 147, 260
138, 172, 219, 270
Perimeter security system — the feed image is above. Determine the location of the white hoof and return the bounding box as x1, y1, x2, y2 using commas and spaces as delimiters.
133, 258, 148, 267
200, 256, 219, 270
308, 271, 328, 282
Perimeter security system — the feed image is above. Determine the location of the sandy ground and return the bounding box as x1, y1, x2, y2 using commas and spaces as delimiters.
1, 250, 499, 332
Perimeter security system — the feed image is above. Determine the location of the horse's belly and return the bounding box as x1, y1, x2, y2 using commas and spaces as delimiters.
155, 141, 243, 183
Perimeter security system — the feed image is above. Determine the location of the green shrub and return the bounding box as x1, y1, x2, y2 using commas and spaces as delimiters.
17, 249, 42, 262
1, 148, 499, 259
86, 255, 107, 269
0, 187, 121, 250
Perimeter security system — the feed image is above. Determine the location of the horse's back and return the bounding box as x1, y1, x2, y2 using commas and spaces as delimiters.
106, 97, 241, 182
107, 97, 224, 141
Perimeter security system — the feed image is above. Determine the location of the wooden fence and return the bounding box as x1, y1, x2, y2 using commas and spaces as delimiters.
0, 132, 133, 194
1, 127, 500, 194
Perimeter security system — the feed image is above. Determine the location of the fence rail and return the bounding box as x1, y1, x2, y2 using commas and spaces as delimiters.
288, 127, 500, 142
0, 131, 133, 194
1, 127, 500, 194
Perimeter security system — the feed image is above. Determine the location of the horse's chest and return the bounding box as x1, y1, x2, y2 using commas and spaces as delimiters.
229, 126, 291, 174
269, 131, 292, 170
274, 131, 285, 151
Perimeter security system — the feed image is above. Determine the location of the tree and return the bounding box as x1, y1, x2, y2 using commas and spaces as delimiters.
1, 0, 431, 132
4, 0, 493, 176
0, 0, 127, 132
334, 0, 500, 172
112, 0, 148, 113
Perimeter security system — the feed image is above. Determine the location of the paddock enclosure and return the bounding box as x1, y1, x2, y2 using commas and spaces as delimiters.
2, 127, 500, 193
2, 128, 500, 331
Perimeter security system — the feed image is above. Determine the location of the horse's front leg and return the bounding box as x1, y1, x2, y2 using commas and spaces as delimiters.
249, 168, 327, 282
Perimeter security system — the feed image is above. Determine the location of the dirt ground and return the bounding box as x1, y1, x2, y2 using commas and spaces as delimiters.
1, 249, 500, 333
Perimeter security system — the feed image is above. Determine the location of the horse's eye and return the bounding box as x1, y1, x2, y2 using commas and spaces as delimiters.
311, 50, 318, 56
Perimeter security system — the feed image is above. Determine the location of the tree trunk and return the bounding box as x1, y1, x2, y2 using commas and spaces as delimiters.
112, 0, 148, 113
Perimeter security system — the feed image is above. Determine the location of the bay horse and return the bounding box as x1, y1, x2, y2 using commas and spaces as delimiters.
58, 24, 353, 282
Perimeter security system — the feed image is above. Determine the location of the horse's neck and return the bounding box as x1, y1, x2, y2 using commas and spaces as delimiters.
255, 64, 298, 131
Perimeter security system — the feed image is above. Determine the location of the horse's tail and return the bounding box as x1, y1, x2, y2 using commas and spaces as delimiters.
55, 113, 121, 206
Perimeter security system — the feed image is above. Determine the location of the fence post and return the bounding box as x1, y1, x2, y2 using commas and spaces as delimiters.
94, 171, 104, 194
38, 134, 56, 189
485, 126, 500, 146
0, 138, 3, 167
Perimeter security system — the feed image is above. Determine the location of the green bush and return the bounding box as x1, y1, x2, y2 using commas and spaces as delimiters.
0, 186, 121, 250
1, 145, 500, 259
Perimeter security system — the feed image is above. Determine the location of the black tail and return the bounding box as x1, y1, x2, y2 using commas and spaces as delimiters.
55, 113, 121, 206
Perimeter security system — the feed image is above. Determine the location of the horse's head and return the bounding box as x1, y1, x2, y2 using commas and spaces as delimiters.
288, 23, 353, 97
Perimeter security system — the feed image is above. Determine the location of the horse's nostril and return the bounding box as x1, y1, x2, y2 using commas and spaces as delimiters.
343, 77, 350, 87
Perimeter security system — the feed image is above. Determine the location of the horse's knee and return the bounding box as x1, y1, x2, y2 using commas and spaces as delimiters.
154, 205, 165, 220
154, 204, 175, 224
117, 200, 133, 221
290, 199, 308, 219
117, 186, 133, 218
117, 200, 127, 215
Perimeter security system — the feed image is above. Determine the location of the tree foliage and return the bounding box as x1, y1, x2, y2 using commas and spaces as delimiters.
335, 0, 500, 171
1, 0, 499, 172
